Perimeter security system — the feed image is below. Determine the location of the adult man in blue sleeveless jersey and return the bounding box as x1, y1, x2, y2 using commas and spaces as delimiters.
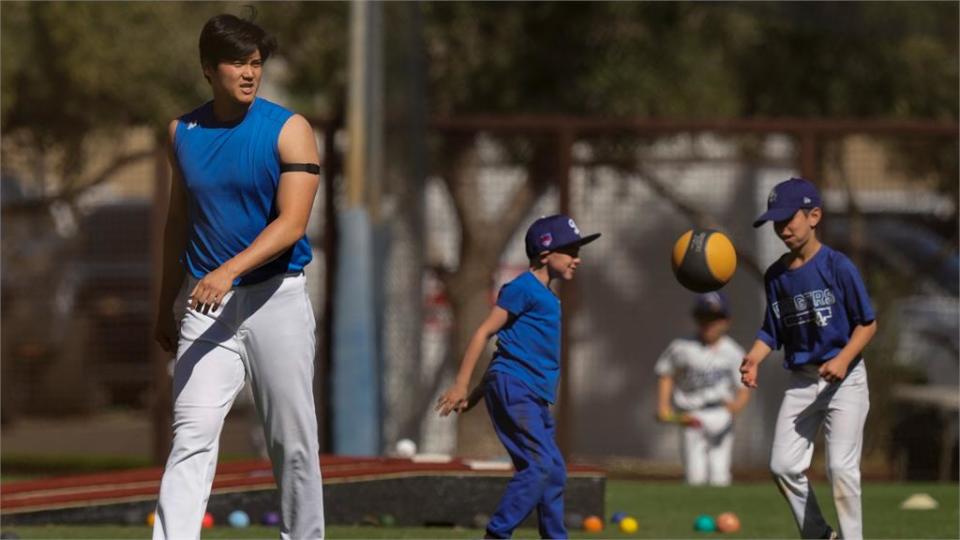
152, 13, 324, 540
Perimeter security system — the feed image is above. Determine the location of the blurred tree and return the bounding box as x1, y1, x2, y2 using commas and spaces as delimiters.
2, 2, 207, 199
0, 1, 347, 201
416, 2, 958, 119
256, 3, 348, 118
731, 2, 958, 120
421, 2, 744, 117
3, 0, 953, 219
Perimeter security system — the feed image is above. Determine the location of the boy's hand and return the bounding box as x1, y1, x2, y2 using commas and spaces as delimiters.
436, 384, 469, 417
657, 410, 701, 428
818, 357, 849, 383
739, 356, 759, 388
460, 384, 484, 413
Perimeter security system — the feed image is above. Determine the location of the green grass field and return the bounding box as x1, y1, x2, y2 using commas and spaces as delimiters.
3, 480, 957, 539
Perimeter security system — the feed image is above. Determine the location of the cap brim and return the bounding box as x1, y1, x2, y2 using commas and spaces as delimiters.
576, 232, 601, 247
752, 208, 798, 228
551, 232, 601, 251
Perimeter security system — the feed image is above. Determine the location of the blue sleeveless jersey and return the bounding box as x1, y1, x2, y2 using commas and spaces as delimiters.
758, 244, 876, 369
488, 271, 562, 404
174, 97, 312, 285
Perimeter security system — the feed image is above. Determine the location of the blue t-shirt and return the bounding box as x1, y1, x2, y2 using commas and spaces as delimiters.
174, 97, 313, 286
488, 271, 562, 404
758, 244, 876, 369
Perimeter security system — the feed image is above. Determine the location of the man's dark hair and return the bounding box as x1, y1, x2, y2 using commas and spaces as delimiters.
199, 13, 277, 69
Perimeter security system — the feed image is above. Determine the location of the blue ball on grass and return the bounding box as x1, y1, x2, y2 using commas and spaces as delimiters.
228, 510, 250, 528
693, 514, 716, 533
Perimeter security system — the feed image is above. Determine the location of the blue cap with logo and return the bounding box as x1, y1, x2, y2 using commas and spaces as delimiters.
753, 177, 822, 228
692, 291, 730, 319
524, 214, 601, 259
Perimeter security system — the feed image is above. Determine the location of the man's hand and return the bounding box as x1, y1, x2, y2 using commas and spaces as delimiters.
189, 266, 237, 313
818, 357, 850, 384
436, 384, 469, 417
740, 356, 759, 389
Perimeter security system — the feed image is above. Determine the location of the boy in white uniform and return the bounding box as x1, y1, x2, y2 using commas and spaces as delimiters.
655, 292, 750, 486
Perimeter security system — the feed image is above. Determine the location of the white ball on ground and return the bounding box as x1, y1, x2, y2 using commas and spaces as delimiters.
395, 438, 417, 458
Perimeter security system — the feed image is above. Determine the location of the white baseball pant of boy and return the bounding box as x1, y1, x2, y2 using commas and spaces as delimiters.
154, 272, 325, 540
682, 407, 734, 486
770, 361, 869, 540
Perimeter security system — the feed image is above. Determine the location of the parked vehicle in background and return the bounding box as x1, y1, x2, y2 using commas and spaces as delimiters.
71, 201, 154, 409
1, 172, 84, 422
2, 171, 155, 422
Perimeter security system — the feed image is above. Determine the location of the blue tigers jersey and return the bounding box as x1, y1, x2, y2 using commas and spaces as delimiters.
758, 244, 875, 368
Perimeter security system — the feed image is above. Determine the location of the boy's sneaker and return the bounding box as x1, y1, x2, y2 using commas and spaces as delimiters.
821, 529, 839, 540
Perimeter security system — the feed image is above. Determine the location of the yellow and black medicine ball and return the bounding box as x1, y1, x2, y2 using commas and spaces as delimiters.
671, 229, 737, 293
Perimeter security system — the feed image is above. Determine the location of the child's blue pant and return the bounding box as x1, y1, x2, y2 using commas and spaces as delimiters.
483, 372, 567, 539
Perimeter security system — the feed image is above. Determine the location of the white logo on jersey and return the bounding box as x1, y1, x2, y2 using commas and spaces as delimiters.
658, 337, 744, 411
784, 306, 833, 328
186, 121, 198, 130
774, 288, 836, 328
681, 368, 732, 391
814, 307, 833, 327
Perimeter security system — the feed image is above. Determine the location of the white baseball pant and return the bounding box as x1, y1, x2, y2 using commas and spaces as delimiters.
153, 272, 325, 540
770, 361, 869, 540
682, 408, 734, 486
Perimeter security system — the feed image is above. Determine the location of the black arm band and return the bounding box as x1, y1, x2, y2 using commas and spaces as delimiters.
280, 163, 321, 175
